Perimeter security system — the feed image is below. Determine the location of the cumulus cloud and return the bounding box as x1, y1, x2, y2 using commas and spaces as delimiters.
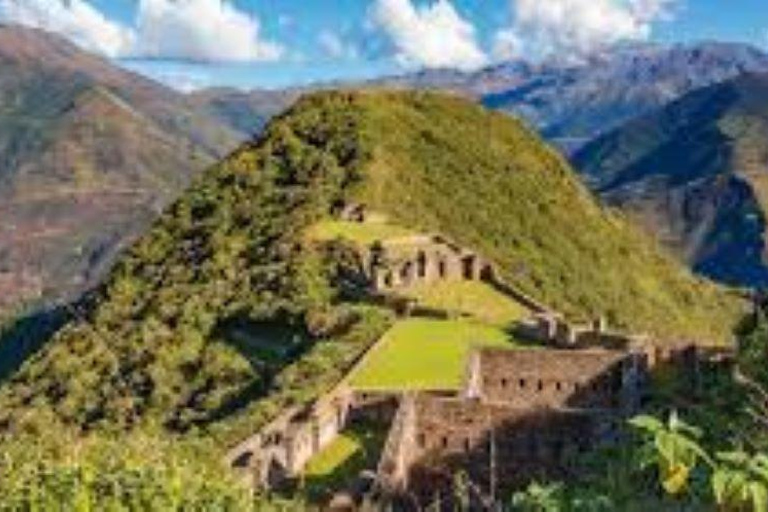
0, 0, 134, 57
0, 0, 284, 62
370, 0, 488, 71
133, 0, 283, 62
497, 0, 677, 59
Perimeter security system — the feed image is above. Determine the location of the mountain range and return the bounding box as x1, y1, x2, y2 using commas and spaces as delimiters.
377, 41, 768, 152
2, 24, 768, 317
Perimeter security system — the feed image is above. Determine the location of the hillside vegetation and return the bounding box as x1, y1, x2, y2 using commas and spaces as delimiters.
0, 90, 744, 452
332, 90, 742, 340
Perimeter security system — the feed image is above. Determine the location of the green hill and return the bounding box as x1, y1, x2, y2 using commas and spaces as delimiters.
0, 90, 744, 446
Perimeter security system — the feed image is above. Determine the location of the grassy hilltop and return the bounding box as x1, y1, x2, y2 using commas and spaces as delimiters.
328, 90, 743, 339
0, 90, 744, 451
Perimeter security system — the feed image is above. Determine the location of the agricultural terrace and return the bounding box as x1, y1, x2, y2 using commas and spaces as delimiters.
305, 220, 414, 246
302, 421, 388, 500
349, 318, 519, 391
404, 280, 530, 327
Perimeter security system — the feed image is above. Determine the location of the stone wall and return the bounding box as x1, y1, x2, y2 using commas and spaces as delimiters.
386, 394, 615, 502
374, 344, 649, 501
367, 236, 493, 293
376, 394, 418, 494
225, 389, 354, 489
465, 348, 641, 412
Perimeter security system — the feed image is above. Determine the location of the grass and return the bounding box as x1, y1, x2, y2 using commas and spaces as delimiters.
349, 318, 518, 391
305, 220, 414, 246
302, 422, 388, 500
404, 280, 530, 327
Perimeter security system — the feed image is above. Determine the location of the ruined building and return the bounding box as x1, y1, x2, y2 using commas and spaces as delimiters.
224, 206, 734, 507
376, 347, 644, 502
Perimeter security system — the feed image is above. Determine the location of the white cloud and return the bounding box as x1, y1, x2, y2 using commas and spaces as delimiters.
318, 30, 359, 60
0, 0, 284, 63
370, 0, 488, 71
498, 0, 677, 60
493, 28, 523, 60
0, 0, 134, 57
132, 0, 283, 62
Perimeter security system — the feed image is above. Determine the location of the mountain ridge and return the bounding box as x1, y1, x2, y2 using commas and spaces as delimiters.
573, 72, 768, 286
0, 25, 243, 314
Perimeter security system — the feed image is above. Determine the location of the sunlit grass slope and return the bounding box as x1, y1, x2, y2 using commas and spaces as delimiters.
405, 280, 530, 327
306, 219, 414, 246
350, 318, 518, 391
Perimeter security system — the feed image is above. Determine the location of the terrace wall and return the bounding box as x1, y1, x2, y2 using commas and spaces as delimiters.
466, 349, 641, 412
381, 394, 615, 504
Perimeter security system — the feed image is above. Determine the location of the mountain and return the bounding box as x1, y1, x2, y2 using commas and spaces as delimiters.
374, 42, 768, 153
192, 42, 768, 156
0, 91, 744, 443
0, 25, 242, 315
573, 72, 768, 287
188, 87, 300, 137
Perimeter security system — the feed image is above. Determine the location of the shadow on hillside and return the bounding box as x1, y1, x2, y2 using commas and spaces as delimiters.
0, 304, 71, 382
182, 312, 315, 429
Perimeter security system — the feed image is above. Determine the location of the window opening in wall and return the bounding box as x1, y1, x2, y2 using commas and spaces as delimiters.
519, 379, 526, 389
417, 251, 427, 278
438, 259, 447, 278
462, 256, 475, 280
537, 380, 544, 392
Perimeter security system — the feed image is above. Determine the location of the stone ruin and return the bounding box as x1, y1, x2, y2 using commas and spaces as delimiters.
223, 206, 736, 507
226, 387, 356, 489
375, 347, 644, 503
363, 235, 495, 294
369, 332, 734, 509
225, 320, 731, 509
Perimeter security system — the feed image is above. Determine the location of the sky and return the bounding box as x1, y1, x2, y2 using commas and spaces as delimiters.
0, 0, 767, 91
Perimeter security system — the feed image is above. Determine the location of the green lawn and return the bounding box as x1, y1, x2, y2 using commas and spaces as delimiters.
302, 422, 387, 500
305, 220, 414, 246
405, 280, 530, 327
349, 318, 517, 391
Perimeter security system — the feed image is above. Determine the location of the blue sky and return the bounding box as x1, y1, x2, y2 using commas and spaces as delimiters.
1, 0, 767, 90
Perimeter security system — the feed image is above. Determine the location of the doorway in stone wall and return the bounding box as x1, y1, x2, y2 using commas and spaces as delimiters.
462, 256, 476, 280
